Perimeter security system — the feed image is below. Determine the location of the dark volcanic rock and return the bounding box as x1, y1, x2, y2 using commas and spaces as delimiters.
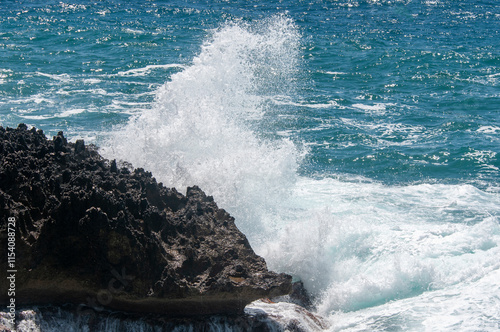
0, 124, 291, 316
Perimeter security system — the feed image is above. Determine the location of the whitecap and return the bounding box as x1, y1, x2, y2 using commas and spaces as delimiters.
19, 115, 54, 120
36, 72, 72, 82
123, 28, 146, 35
116, 64, 185, 77
325, 71, 348, 75
477, 125, 500, 134
352, 102, 395, 115
57, 109, 85, 118
272, 98, 340, 109
83, 78, 102, 84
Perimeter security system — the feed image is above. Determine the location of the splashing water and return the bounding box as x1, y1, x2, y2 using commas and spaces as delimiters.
2, 1, 500, 330
102, 14, 500, 331
103, 15, 303, 238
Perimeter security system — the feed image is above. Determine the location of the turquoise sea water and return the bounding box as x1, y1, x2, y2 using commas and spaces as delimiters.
2, 1, 500, 331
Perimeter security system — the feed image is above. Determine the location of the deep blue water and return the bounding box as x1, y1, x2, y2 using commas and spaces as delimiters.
1, 1, 500, 331
2, 0, 499, 188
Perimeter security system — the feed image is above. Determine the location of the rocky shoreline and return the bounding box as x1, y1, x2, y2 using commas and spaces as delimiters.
0, 124, 292, 321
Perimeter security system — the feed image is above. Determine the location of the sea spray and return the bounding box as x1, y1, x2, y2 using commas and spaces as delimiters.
101, 12, 500, 331
102, 15, 303, 240
3, 1, 500, 330
260, 177, 500, 322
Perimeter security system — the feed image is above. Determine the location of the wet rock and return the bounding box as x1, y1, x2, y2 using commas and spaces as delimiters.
271, 280, 314, 311
0, 125, 291, 316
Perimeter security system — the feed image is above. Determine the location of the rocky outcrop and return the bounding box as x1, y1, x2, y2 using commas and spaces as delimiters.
0, 124, 291, 316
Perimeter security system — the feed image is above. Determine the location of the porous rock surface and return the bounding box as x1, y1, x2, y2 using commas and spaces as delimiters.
0, 124, 291, 316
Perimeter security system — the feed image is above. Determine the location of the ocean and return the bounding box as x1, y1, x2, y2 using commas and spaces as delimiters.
1, 0, 499, 331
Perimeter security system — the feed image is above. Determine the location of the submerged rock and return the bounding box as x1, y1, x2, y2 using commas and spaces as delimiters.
0, 124, 291, 316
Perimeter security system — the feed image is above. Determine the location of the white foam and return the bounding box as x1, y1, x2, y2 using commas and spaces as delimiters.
259, 177, 500, 320
19, 115, 54, 120
101, 15, 500, 330
103, 15, 303, 237
36, 72, 72, 82
325, 71, 348, 75
117, 64, 185, 77
83, 78, 102, 84
110, 100, 151, 107
477, 125, 500, 134
330, 266, 500, 331
272, 98, 340, 109
16, 94, 56, 105
339, 117, 425, 145
352, 102, 396, 115
56, 88, 108, 96
57, 108, 85, 117
123, 28, 146, 35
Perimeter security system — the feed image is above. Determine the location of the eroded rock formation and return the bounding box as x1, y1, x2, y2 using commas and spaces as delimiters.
0, 124, 291, 316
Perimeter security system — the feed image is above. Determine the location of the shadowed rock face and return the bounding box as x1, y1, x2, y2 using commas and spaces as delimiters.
0, 124, 291, 316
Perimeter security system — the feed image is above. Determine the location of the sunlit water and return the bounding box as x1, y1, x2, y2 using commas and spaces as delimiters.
1, 1, 499, 331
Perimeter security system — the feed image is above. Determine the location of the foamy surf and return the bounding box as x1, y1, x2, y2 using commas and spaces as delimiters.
260, 178, 500, 315
99, 14, 500, 331
102, 15, 303, 237
116, 64, 185, 77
